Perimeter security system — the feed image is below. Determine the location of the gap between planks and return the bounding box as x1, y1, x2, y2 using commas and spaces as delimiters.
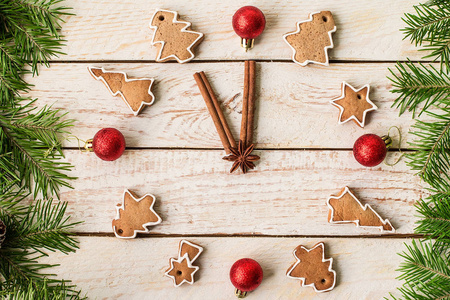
48, 59, 432, 64
63, 147, 415, 151
74, 232, 423, 239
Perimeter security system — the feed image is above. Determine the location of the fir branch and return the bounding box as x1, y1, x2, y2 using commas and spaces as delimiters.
402, 3, 450, 69
402, 3, 450, 46
0, 280, 82, 300
388, 61, 450, 117
415, 193, 450, 243
7, 199, 80, 254
406, 108, 450, 192
391, 240, 450, 300
0, 102, 75, 198
0, 249, 59, 290
0, 187, 81, 296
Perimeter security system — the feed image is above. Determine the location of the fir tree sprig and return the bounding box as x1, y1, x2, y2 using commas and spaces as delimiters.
0, 0, 82, 297
0, 187, 81, 296
389, 1, 450, 299
402, 2, 450, 69
405, 108, 450, 192
415, 193, 450, 244
388, 61, 450, 117
391, 240, 450, 300
0, 280, 83, 300
0, 101, 75, 199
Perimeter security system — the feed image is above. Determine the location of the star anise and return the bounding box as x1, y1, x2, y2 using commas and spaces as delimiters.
223, 140, 260, 174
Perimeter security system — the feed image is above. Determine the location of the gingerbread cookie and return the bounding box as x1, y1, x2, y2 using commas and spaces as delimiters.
330, 81, 377, 128
327, 186, 395, 232
283, 11, 336, 66
286, 242, 336, 293
165, 240, 203, 287
149, 9, 204, 63
112, 189, 162, 238
88, 67, 155, 116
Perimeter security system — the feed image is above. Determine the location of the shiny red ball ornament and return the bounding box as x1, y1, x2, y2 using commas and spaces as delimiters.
87, 128, 126, 161
230, 258, 263, 298
232, 6, 266, 51
353, 134, 389, 167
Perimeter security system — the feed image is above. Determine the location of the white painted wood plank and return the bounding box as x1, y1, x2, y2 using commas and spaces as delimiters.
25, 62, 424, 149
61, 149, 421, 235
60, 0, 420, 61
40, 237, 406, 299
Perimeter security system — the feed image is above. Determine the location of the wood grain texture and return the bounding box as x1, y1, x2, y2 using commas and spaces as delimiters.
40, 237, 406, 299
31, 1, 425, 296
61, 149, 422, 235
24, 62, 428, 149
60, 0, 420, 61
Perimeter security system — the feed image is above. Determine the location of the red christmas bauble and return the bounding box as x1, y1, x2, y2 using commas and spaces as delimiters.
353, 134, 387, 167
230, 258, 263, 293
92, 128, 126, 161
232, 6, 266, 39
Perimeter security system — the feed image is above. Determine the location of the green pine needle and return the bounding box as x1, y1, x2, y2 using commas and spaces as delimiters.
402, 2, 450, 69
415, 193, 450, 243
0, 0, 83, 297
0, 280, 83, 300
391, 240, 450, 300
388, 60, 450, 117
0, 187, 81, 296
406, 108, 450, 192
0, 103, 76, 199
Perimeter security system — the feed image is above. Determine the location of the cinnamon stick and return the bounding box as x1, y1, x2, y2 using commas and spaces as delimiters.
194, 72, 236, 154
246, 60, 256, 147
240, 61, 250, 147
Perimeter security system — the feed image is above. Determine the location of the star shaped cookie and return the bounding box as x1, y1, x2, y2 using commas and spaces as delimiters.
165, 254, 199, 287
112, 189, 162, 238
330, 82, 377, 127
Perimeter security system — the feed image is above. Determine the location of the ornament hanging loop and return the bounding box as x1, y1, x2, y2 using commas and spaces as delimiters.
241, 38, 254, 51
384, 126, 405, 167
235, 288, 247, 298
84, 138, 94, 152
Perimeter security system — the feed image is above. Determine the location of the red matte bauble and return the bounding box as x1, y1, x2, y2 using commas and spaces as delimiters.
353, 134, 387, 167
230, 258, 263, 292
92, 128, 126, 161
232, 6, 266, 39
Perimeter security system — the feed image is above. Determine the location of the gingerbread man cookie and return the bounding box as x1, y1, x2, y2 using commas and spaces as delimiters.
330, 81, 377, 127
88, 67, 155, 116
149, 9, 204, 63
287, 242, 336, 293
112, 189, 162, 238
165, 240, 203, 287
283, 11, 336, 66
327, 186, 395, 232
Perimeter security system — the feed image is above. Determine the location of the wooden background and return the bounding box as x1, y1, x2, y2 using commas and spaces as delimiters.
28, 0, 426, 299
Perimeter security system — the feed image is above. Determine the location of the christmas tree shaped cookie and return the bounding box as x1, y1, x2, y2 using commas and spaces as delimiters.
88, 67, 155, 116
286, 242, 336, 293
149, 9, 204, 63
283, 11, 336, 66
327, 186, 395, 232
330, 81, 377, 128
112, 189, 162, 238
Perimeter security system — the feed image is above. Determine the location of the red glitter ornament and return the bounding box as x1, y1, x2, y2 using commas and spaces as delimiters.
230, 258, 263, 298
353, 133, 390, 167
232, 6, 266, 51
86, 128, 126, 161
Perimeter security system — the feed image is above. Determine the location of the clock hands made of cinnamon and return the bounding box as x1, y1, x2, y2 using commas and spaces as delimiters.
194, 60, 260, 174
